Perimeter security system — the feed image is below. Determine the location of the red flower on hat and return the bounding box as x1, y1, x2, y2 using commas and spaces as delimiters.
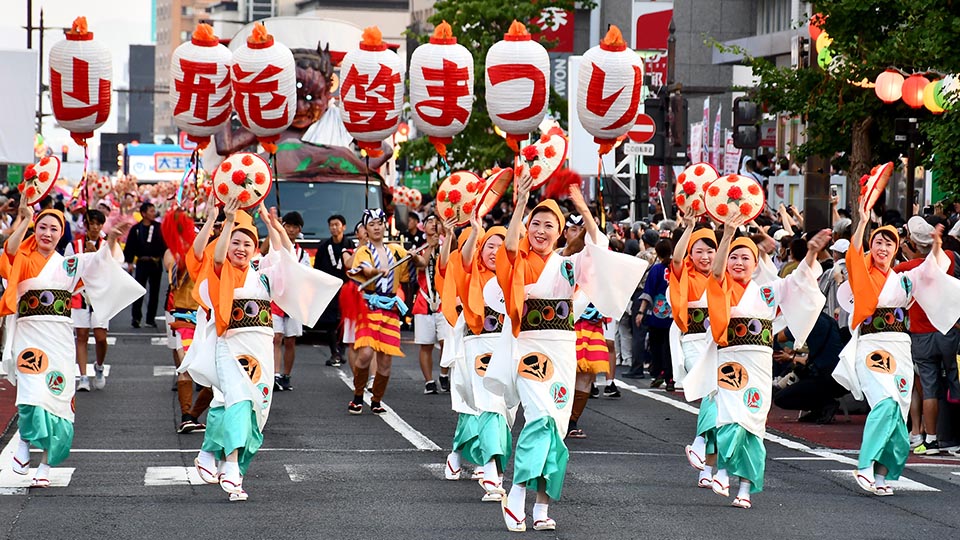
437, 190, 447, 202
707, 185, 720, 197
683, 181, 697, 195
220, 161, 232, 173
691, 200, 702, 211
859, 174, 869, 186
241, 155, 254, 166
254, 172, 267, 185
39, 171, 51, 183
521, 145, 538, 162
238, 191, 251, 203
726, 174, 738, 182
716, 203, 729, 217
231, 170, 246, 186
676, 194, 686, 207
694, 165, 705, 176
748, 183, 761, 196
25, 186, 36, 198
443, 207, 454, 218
740, 203, 753, 216
449, 174, 461, 186
39, 157, 51, 167
727, 186, 742, 200
217, 183, 229, 195
530, 165, 542, 179
24, 165, 37, 180
465, 181, 477, 193
544, 146, 557, 159
447, 190, 462, 204
677, 172, 686, 183
463, 200, 476, 214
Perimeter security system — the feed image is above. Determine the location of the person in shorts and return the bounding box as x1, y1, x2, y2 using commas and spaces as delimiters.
272, 211, 312, 392
67, 210, 110, 391
412, 215, 451, 394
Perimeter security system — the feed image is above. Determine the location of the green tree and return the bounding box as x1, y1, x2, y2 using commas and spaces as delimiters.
400, 0, 588, 176
717, 0, 960, 209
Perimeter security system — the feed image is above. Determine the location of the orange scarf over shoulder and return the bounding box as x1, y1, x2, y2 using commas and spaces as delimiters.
496, 237, 548, 337
706, 237, 758, 346
0, 237, 52, 317
846, 226, 898, 330
210, 260, 250, 336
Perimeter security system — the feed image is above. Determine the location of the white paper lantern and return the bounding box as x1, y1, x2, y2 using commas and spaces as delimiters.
340, 26, 405, 158
485, 21, 550, 152
409, 21, 474, 159
170, 24, 232, 150
49, 17, 112, 146
576, 25, 644, 155
231, 23, 296, 153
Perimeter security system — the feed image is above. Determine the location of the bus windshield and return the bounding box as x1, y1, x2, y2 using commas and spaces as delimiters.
257, 181, 382, 241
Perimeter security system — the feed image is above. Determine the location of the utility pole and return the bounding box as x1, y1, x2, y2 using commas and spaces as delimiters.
801, 33, 830, 231
26, 0, 32, 48
37, 8, 45, 135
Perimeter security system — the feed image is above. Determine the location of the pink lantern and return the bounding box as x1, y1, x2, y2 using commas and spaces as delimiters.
901, 74, 930, 109
874, 69, 904, 104
231, 23, 296, 154
340, 26, 404, 158
170, 24, 232, 150
576, 25, 644, 155
409, 21, 474, 159
485, 21, 550, 153
49, 17, 112, 146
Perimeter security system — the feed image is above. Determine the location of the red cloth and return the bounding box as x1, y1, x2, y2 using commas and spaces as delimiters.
893, 252, 957, 333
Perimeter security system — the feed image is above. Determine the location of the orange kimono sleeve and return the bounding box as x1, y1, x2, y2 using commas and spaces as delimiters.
496, 243, 524, 337
438, 254, 463, 327
846, 244, 886, 330
669, 262, 689, 333
706, 274, 731, 346
210, 261, 247, 336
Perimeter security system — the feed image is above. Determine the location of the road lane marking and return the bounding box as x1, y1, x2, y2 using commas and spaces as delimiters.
335, 369, 441, 451
59, 447, 439, 454
826, 470, 939, 492
615, 379, 941, 492
0, 430, 74, 494
73, 363, 112, 378
144, 466, 207, 486
153, 366, 177, 376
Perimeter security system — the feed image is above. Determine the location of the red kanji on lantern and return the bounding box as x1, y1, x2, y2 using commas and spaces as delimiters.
49, 17, 112, 146
340, 26, 405, 158
170, 24, 232, 150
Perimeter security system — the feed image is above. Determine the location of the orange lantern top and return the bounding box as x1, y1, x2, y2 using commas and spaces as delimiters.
901, 74, 930, 109
874, 69, 904, 104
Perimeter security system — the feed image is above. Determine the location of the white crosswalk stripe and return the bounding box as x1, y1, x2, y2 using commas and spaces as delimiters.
143, 466, 208, 486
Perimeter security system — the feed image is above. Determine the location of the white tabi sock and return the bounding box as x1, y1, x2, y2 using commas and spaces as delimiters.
532, 502, 549, 522
222, 460, 241, 481
34, 463, 51, 480
874, 473, 887, 488
197, 450, 216, 471
447, 451, 461, 471
714, 468, 729, 485
699, 466, 713, 483
737, 479, 752, 498
16, 438, 30, 462
857, 467, 874, 482
507, 484, 526, 514
691, 436, 706, 459
482, 461, 499, 486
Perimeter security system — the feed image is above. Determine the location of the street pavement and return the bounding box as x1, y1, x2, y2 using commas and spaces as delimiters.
2, 321, 960, 539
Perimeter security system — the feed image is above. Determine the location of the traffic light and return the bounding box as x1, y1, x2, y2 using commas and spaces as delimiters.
669, 93, 688, 162
733, 97, 761, 149
642, 95, 667, 166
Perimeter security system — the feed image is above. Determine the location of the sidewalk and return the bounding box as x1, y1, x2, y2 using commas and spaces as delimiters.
0, 379, 15, 438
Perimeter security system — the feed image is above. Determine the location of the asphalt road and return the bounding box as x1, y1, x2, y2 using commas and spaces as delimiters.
2, 326, 960, 540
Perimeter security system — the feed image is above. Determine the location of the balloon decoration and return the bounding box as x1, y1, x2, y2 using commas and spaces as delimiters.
231, 23, 296, 154
409, 21, 474, 160
390, 185, 423, 208
874, 69, 904, 104
50, 17, 112, 147
170, 23, 232, 150
901, 74, 930, 109
485, 21, 550, 153
576, 25, 644, 156
340, 26, 404, 158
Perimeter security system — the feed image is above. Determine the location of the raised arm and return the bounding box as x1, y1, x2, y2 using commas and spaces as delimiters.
106, 221, 133, 253
262, 204, 291, 252
460, 215, 481, 267
439, 217, 457, 269
194, 194, 219, 260
213, 196, 240, 268
569, 184, 600, 243
712, 223, 737, 280
854, 198, 870, 252
4, 196, 34, 256
804, 229, 833, 267
672, 214, 697, 274
505, 172, 534, 256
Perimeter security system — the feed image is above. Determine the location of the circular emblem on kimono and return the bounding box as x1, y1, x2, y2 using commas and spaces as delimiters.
690, 308, 706, 323
483, 314, 503, 333
899, 275, 913, 297
45, 370, 66, 396
897, 376, 909, 397
866, 350, 896, 375
717, 362, 748, 391
518, 352, 554, 382
260, 274, 271, 295
475, 353, 492, 377
561, 260, 575, 286
16, 348, 48, 374
237, 355, 262, 383
760, 285, 775, 307
251, 259, 261, 272
743, 387, 763, 412
63, 256, 79, 277
550, 382, 569, 409
256, 383, 271, 409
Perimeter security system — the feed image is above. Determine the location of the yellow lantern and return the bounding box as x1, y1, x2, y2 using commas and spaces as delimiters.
923, 80, 945, 114
815, 32, 833, 53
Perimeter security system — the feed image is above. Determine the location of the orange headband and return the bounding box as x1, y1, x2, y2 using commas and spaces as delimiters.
729, 236, 758, 261
687, 228, 717, 255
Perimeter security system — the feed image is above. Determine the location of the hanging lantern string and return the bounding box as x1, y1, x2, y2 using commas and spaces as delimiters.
76, 146, 90, 211
882, 66, 949, 78
439, 154, 452, 178
192, 152, 202, 218
271, 153, 281, 212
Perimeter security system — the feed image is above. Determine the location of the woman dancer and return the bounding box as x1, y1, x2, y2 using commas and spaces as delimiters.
4, 198, 143, 486
488, 174, 645, 532
833, 202, 960, 496
669, 220, 719, 487
187, 197, 340, 501
685, 219, 830, 509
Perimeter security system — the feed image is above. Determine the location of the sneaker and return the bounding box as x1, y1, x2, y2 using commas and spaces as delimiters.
347, 400, 363, 415
665, 380, 676, 392
278, 375, 293, 392
909, 433, 923, 449
325, 356, 342, 367
131, 320, 141, 329
77, 376, 91, 392
424, 381, 438, 395
649, 378, 665, 389
178, 419, 198, 434
603, 382, 622, 399
93, 364, 106, 390
438, 375, 450, 393
370, 401, 386, 415
589, 384, 599, 399
273, 376, 284, 392
914, 439, 940, 455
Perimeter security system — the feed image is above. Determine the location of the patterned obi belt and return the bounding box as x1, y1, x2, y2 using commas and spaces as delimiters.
718, 317, 773, 349
18, 289, 72, 319
467, 307, 505, 336
228, 299, 272, 330
521, 298, 574, 332
363, 293, 408, 316
685, 307, 709, 335
859, 307, 908, 335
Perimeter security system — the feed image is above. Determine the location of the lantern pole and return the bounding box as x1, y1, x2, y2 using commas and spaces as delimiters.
802, 14, 831, 232
37, 8, 45, 135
